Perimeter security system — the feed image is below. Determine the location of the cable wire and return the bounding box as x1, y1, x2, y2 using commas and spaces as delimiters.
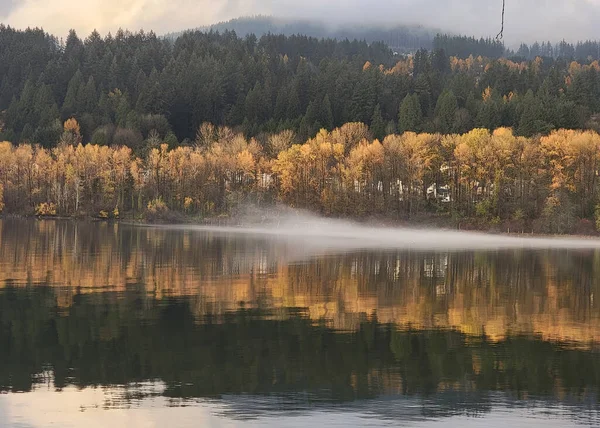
496, 0, 505, 40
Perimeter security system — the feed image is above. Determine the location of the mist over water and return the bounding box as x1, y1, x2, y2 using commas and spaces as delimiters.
156, 211, 600, 252
2, 217, 600, 427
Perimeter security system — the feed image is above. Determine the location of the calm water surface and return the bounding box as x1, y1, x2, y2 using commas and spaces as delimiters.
0, 219, 599, 427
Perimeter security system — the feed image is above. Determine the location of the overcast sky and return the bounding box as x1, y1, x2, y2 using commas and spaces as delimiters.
1, 0, 599, 45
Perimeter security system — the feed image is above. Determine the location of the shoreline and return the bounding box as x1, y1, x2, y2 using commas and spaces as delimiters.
2, 212, 600, 241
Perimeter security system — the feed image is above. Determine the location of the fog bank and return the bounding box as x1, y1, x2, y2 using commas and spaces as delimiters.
155, 211, 600, 253
3, 0, 600, 44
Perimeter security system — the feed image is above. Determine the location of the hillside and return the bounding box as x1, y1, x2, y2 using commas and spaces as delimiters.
2, 25, 600, 149
166, 15, 437, 54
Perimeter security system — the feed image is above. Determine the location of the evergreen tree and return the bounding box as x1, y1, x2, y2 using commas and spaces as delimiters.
350, 71, 377, 124
82, 76, 97, 113
434, 90, 458, 133
274, 88, 288, 122
287, 87, 301, 119
431, 49, 450, 74
35, 84, 60, 127
21, 123, 34, 142
62, 70, 84, 119
136, 68, 161, 114
398, 94, 422, 133
0, 25, 599, 146
370, 104, 385, 141
414, 74, 433, 118
320, 94, 334, 130
517, 90, 552, 137
476, 98, 501, 130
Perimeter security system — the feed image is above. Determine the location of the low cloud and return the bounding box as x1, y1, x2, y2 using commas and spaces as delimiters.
1, 0, 600, 44
0, 0, 261, 37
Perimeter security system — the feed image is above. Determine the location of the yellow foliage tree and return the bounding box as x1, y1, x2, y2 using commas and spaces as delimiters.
61, 118, 82, 146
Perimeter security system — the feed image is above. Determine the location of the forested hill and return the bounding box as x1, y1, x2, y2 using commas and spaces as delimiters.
171, 16, 600, 62
167, 15, 437, 54
3, 24, 600, 150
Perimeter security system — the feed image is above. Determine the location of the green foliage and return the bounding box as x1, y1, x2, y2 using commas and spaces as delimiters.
398, 94, 422, 133
320, 94, 334, 130
370, 104, 385, 141
434, 90, 458, 133
517, 90, 553, 137
434, 34, 505, 58
2, 26, 600, 148
476, 98, 501, 130
475, 199, 494, 220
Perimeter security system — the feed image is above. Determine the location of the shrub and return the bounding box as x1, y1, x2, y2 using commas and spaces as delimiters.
96, 207, 120, 220
36, 202, 57, 217
184, 197, 194, 212
145, 198, 182, 223
147, 198, 168, 214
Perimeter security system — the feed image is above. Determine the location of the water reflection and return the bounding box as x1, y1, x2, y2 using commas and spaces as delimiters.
0, 219, 599, 426
0, 219, 599, 344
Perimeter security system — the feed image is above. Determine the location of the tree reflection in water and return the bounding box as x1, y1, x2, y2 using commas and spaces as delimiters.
0, 218, 599, 423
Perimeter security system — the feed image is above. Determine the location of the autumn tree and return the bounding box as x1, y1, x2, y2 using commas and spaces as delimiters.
61, 118, 83, 146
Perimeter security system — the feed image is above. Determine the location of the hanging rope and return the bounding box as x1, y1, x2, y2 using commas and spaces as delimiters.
496, 0, 506, 40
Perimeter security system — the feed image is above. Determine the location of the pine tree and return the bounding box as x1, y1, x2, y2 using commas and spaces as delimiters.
34, 84, 60, 127
414, 74, 433, 118
320, 94, 334, 130
350, 72, 376, 123
62, 70, 83, 119
434, 90, 458, 133
287, 87, 301, 119
295, 60, 312, 113
370, 104, 385, 140
398, 94, 423, 133
21, 123, 34, 142
244, 82, 263, 123
82, 76, 97, 113
475, 100, 501, 130
134, 70, 148, 101
517, 90, 552, 137
274, 88, 288, 122
135, 68, 161, 113
475, 87, 501, 130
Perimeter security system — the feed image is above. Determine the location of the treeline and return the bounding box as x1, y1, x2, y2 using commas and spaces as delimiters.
433, 34, 505, 59
183, 15, 436, 53
435, 36, 600, 61
428, 36, 600, 61
5, 26, 600, 150
514, 40, 600, 61
2, 123, 600, 234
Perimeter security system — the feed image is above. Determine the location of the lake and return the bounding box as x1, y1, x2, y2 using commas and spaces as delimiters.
0, 218, 599, 427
